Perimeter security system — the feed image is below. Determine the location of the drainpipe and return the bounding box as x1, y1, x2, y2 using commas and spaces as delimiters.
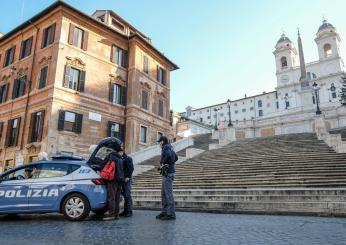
124, 35, 130, 152
20, 21, 39, 150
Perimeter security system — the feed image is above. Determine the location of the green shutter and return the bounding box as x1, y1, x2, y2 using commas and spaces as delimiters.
78, 70, 86, 92
58, 111, 65, 131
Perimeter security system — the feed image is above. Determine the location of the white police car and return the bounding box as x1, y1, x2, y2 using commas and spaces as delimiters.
0, 137, 121, 221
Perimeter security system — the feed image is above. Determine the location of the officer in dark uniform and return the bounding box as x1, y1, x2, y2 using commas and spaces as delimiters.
156, 136, 177, 220
119, 144, 134, 217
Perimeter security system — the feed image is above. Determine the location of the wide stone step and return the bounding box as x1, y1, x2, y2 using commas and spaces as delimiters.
132, 194, 346, 202
133, 200, 346, 216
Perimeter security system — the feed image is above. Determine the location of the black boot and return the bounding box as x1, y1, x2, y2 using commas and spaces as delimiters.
124, 211, 133, 217
119, 210, 128, 217
155, 213, 166, 219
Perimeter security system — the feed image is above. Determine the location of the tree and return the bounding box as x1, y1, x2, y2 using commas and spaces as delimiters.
340, 76, 346, 106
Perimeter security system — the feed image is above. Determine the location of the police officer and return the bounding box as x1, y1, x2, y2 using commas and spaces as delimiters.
119, 144, 134, 218
156, 136, 177, 220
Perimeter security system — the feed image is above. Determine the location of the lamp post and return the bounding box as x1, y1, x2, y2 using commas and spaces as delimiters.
313, 82, 322, 115
227, 99, 233, 127
214, 108, 219, 130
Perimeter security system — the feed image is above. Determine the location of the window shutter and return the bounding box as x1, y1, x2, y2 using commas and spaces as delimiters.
37, 110, 45, 142
20, 40, 25, 59
58, 110, 65, 131
14, 117, 21, 146
28, 112, 35, 143
74, 113, 83, 134
122, 50, 128, 68
162, 69, 166, 85
107, 121, 113, 137
78, 70, 86, 92
82, 31, 88, 51
5, 120, 12, 147
3, 83, 8, 102
68, 23, 75, 45
39, 66, 48, 89
157, 65, 160, 81
12, 79, 19, 99
63, 65, 71, 88
110, 45, 116, 63
49, 23, 56, 44
121, 86, 127, 106
0, 122, 3, 143
41, 28, 47, 48
109, 82, 114, 102
120, 124, 126, 143
27, 36, 33, 56
20, 76, 27, 96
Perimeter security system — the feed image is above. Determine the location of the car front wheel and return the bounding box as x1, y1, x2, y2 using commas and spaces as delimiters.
62, 193, 90, 221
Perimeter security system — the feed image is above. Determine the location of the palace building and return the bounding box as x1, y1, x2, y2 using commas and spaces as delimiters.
180, 20, 346, 139
0, 1, 178, 171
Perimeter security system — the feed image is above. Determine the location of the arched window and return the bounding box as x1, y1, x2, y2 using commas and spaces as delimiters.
281, 56, 287, 68
324, 44, 332, 57
330, 83, 337, 99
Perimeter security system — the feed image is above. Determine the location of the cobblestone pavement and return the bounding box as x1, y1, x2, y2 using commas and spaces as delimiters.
0, 211, 346, 245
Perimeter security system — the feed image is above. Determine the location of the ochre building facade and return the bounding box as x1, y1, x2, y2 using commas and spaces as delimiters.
0, 2, 178, 171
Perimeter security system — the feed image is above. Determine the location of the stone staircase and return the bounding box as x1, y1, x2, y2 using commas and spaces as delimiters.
132, 133, 346, 216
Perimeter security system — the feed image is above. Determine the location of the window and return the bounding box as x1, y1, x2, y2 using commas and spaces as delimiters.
108, 121, 125, 142
58, 111, 83, 133
143, 55, 149, 74
157, 66, 166, 85
200, 118, 203, 123
38, 163, 69, 178
267, 103, 270, 108
330, 83, 337, 99
38, 66, 48, 89
258, 100, 262, 107
63, 66, 85, 92
141, 90, 148, 110
207, 116, 210, 119
111, 45, 128, 68
157, 132, 163, 142
3, 46, 15, 67
1, 165, 40, 181
276, 102, 279, 109
242, 109, 246, 113
68, 24, 88, 50
113, 84, 122, 104
250, 107, 254, 111
258, 110, 263, 117
0, 83, 9, 103
12, 77, 27, 99
0, 122, 3, 145
41, 24, 56, 48
29, 111, 45, 143
4, 159, 14, 172
20, 37, 33, 59
324, 43, 332, 57
281, 57, 287, 68
140, 125, 147, 144
220, 113, 224, 117
112, 18, 125, 32
73, 27, 84, 48
235, 110, 238, 114
158, 99, 164, 117
5, 118, 21, 147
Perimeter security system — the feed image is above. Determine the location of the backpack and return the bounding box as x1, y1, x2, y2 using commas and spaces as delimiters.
114, 158, 125, 182
100, 160, 115, 181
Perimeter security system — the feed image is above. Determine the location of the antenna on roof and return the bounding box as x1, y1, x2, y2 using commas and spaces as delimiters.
20, 0, 25, 23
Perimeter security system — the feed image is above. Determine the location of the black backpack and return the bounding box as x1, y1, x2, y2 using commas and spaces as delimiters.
109, 152, 125, 182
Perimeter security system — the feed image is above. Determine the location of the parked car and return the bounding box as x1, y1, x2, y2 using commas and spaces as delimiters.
0, 137, 121, 221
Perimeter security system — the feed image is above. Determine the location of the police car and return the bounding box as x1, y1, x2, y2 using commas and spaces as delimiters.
0, 137, 121, 221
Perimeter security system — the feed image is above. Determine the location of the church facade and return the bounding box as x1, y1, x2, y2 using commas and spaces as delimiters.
180, 20, 346, 139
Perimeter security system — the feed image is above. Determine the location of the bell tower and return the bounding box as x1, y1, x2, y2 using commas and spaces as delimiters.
315, 19, 341, 60
273, 34, 297, 73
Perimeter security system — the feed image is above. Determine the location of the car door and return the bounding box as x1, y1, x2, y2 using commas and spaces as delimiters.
0, 165, 35, 213
28, 162, 72, 212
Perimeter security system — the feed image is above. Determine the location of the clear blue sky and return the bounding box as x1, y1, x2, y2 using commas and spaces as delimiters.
1, 0, 346, 112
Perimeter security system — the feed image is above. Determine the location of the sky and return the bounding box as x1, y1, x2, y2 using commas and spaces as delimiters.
1, 0, 346, 112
